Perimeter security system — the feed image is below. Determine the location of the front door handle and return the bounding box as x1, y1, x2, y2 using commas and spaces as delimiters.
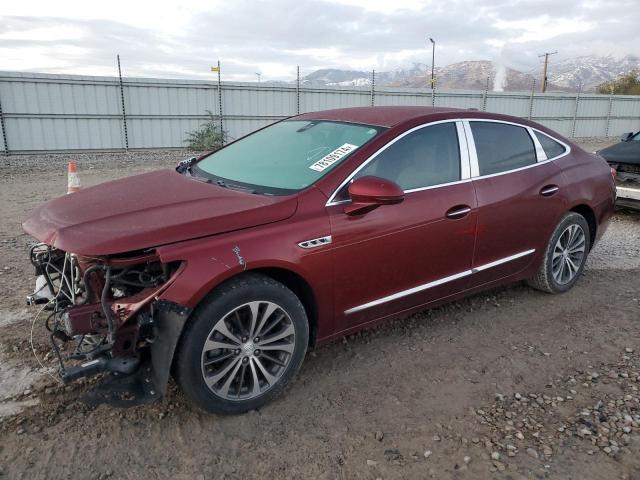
540, 185, 559, 197
446, 205, 472, 219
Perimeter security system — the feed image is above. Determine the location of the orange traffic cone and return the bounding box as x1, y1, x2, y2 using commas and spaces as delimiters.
67, 161, 81, 194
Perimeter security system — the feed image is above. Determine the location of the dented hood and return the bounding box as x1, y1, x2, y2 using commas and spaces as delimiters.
23, 169, 298, 256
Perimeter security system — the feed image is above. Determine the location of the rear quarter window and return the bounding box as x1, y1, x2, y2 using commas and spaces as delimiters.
535, 131, 567, 159
471, 122, 537, 175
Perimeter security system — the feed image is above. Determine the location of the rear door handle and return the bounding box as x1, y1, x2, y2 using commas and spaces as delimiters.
540, 185, 559, 197
446, 205, 472, 219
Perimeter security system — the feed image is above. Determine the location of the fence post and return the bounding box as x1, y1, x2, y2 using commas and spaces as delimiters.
605, 91, 614, 137
528, 79, 536, 120
370, 69, 375, 107
217, 60, 224, 144
481, 76, 490, 111
116, 54, 129, 151
296, 66, 300, 114
571, 84, 582, 138
0, 93, 8, 156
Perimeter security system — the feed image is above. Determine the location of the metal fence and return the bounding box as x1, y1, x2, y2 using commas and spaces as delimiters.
1, 70, 640, 154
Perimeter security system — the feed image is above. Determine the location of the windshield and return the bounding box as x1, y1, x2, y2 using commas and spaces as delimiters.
193, 120, 384, 194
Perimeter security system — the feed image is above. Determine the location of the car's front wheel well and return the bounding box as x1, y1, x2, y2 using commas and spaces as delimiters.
569, 204, 597, 250
251, 267, 318, 348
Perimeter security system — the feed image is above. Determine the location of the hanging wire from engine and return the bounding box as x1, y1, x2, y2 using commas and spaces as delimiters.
28, 249, 72, 385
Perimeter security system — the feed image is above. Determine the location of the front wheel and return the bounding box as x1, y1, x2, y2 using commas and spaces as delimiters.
528, 212, 591, 294
174, 273, 309, 414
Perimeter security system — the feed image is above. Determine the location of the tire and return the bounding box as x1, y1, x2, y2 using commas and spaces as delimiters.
528, 212, 591, 294
174, 273, 309, 414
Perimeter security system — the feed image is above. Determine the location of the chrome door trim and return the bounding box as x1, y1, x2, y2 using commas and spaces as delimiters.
344, 269, 473, 315
471, 249, 535, 273
325, 119, 469, 206
344, 248, 535, 315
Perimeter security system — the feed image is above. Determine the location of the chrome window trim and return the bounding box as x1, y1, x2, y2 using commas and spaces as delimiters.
403, 178, 471, 194
326, 117, 573, 206
344, 249, 535, 315
531, 129, 572, 162
456, 121, 472, 180
325, 119, 468, 207
463, 119, 573, 180
470, 156, 552, 180
462, 121, 480, 177
528, 127, 548, 162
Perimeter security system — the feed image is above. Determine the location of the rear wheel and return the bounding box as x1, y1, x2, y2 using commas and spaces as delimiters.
528, 212, 591, 294
175, 273, 308, 414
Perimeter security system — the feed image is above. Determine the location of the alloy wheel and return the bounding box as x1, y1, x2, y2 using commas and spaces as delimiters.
551, 224, 586, 285
200, 301, 296, 401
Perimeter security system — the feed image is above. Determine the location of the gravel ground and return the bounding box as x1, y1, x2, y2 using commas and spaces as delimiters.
0, 138, 639, 479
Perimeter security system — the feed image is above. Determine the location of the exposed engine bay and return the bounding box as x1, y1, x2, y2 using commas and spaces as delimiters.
27, 243, 186, 406
610, 162, 640, 209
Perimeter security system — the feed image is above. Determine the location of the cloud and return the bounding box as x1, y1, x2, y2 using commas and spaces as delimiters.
0, 0, 637, 80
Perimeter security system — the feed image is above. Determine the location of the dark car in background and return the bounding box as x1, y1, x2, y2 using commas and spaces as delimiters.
597, 131, 640, 209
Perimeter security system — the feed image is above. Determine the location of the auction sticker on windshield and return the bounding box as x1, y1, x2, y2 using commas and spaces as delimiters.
309, 143, 358, 172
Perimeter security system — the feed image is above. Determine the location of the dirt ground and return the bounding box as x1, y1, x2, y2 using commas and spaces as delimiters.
0, 139, 639, 480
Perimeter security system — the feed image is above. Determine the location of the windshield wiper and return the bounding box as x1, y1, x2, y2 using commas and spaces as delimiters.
296, 121, 318, 133
214, 178, 259, 194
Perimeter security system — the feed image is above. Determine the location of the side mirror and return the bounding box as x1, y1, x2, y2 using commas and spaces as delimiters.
621, 132, 634, 142
344, 176, 404, 215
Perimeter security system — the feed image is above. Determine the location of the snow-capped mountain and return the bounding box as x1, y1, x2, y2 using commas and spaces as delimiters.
302, 69, 371, 86
547, 55, 640, 91
299, 55, 640, 92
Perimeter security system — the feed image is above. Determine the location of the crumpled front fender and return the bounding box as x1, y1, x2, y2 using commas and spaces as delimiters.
150, 300, 192, 395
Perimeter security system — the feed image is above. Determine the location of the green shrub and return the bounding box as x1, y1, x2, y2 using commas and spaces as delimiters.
597, 71, 640, 95
185, 110, 226, 150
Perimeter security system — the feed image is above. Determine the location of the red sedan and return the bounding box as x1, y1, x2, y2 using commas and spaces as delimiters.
24, 106, 615, 414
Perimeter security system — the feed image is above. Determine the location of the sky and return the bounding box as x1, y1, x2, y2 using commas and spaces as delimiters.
0, 0, 638, 81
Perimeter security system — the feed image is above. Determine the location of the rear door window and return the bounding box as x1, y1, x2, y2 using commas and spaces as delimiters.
470, 122, 537, 175
535, 131, 567, 159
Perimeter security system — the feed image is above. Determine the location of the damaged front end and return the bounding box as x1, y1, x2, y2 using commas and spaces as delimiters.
27, 243, 188, 407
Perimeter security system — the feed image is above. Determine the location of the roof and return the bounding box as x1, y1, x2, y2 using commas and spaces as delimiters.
295, 106, 468, 127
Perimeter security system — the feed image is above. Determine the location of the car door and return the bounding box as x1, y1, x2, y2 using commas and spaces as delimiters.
326, 121, 478, 330
464, 120, 568, 285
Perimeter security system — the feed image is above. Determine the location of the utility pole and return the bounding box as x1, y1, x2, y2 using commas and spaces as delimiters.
255, 72, 261, 83
429, 37, 436, 89
539, 51, 557, 93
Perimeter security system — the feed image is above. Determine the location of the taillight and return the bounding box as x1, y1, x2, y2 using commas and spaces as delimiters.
610, 167, 617, 180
